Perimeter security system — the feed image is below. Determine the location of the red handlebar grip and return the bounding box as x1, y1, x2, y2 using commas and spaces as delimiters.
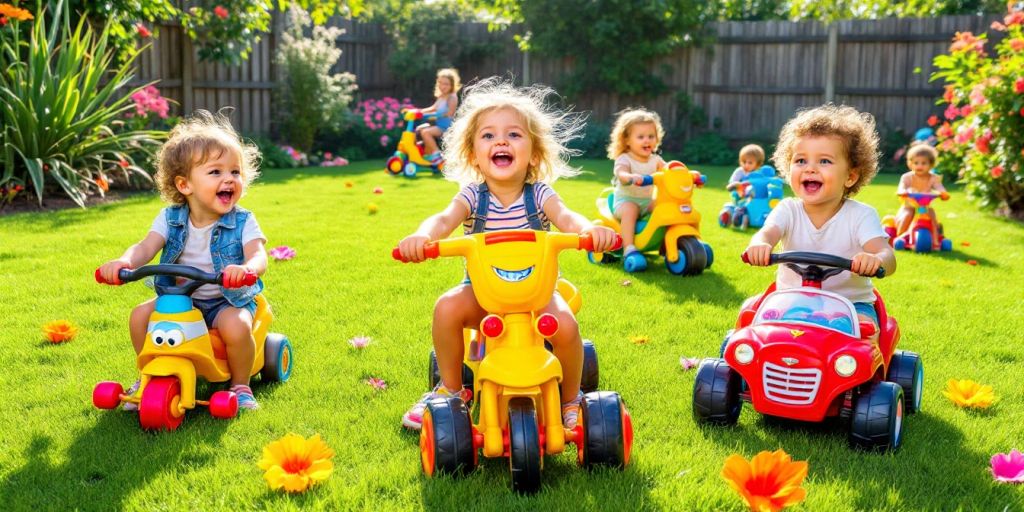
95, 268, 123, 285
741, 252, 750, 264
578, 234, 623, 252
392, 243, 440, 263
222, 270, 258, 288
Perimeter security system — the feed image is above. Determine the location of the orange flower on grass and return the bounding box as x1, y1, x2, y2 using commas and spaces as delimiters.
0, 4, 34, 21
722, 449, 808, 512
43, 320, 78, 343
258, 433, 335, 493
943, 379, 997, 409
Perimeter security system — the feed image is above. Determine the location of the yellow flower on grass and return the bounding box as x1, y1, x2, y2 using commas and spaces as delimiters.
258, 433, 335, 493
943, 379, 997, 409
722, 449, 808, 512
0, 4, 34, 21
43, 320, 78, 343
629, 335, 649, 345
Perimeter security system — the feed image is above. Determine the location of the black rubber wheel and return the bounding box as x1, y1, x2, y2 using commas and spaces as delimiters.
849, 382, 904, 452
260, 333, 293, 382
581, 339, 599, 393
579, 391, 628, 468
428, 350, 475, 397
508, 397, 542, 494
886, 350, 923, 414
421, 397, 476, 476
678, 236, 708, 276
692, 358, 742, 425
718, 329, 735, 358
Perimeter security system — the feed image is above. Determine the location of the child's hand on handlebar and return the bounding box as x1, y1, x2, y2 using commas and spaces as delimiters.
222, 265, 255, 288
850, 252, 883, 277
583, 225, 618, 253
98, 259, 131, 285
398, 234, 432, 263
742, 243, 773, 266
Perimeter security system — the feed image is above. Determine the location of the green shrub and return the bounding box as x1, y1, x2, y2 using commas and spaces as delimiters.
568, 121, 610, 159
680, 132, 735, 166
0, 1, 163, 206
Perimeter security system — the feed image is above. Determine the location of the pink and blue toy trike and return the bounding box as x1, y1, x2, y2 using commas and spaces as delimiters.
882, 192, 952, 253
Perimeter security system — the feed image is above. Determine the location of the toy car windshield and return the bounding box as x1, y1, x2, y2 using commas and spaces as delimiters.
753, 289, 860, 337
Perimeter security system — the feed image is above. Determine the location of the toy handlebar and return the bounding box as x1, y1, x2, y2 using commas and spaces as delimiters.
95, 264, 258, 288
391, 232, 622, 263
741, 251, 885, 278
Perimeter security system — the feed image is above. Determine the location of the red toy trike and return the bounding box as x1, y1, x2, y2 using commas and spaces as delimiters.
882, 192, 952, 253
693, 252, 923, 452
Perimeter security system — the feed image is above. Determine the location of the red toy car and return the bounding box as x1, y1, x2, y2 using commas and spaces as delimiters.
693, 252, 923, 452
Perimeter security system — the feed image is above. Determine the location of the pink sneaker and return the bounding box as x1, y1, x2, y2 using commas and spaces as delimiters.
402, 385, 472, 430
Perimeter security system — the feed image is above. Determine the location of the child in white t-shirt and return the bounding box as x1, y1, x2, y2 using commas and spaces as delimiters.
743, 105, 896, 330
97, 111, 268, 410
727, 144, 765, 191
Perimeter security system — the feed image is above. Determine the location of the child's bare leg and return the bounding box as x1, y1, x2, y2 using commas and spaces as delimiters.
129, 299, 156, 355
895, 206, 914, 237
857, 313, 879, 346
433, 285, 486, 390
928, 207, 940, 247
214, 307, 256, 387
615, 201, 640, 251
421, 126, 443, 156
542, 294, 583, 401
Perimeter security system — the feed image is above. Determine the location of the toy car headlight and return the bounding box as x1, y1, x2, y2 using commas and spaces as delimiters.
734, 343, 755, 364
834, 355, 857, 377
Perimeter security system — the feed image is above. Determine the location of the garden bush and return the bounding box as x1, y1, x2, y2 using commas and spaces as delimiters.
274, 6, 357, 153
680, 132, 735, 166
931, 4, 1024, 218
314, 97, 413, 161
0, 1, 162, 206
568, 121, 610, 159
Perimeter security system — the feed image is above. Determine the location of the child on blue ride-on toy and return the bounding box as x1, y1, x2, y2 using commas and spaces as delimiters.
720, 164, 785, 230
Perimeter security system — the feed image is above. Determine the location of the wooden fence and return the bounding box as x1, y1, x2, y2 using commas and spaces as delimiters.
134, 15, 1000, 139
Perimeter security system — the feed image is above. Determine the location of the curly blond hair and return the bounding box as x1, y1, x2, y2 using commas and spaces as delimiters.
606, 108, 664, 159
739, 144, 765, 166
153, 110, 261, 204
440, 78, 584, 185
435, 68, 462, 97
906, 141, 938, 165
772, 104, 880, 196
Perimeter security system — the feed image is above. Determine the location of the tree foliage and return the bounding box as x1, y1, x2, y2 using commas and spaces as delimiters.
709, 0, 1005, 21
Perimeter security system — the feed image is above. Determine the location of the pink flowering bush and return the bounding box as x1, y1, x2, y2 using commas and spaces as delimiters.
354, 97, 414, 132
931, 5, 1024, 218
124, 85, 176, 131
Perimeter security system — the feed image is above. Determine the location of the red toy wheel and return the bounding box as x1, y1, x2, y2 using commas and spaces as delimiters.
386, 155, 404, 175
208, 390, 238, 419
93, 381, 124, 409
139, 377, 185, 431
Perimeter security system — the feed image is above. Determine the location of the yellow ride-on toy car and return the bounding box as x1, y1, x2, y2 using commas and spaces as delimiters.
92, 264, 293, 431
394, 231, 634, 493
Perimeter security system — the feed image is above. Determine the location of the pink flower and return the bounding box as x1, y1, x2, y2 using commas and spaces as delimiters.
944, 104, 959, 120
324, 152, 333, 160
950, 31, 985, 55
379, 135, 390, 146
959, 105, 972, 117
992, 165, 1004, 178
269, 246, 296, 261
1011, 39, 1024, 52
975, 131, 992, 153
969, 86, 987, 106
991, 449, 1024, 483
348, 336, 371, 349
937, 123, 954, 138
954, 127, 975, 145
373, 187, 383, 194
680, 357, 699, 371
1006, 11, 1024, 27
943, 86, 956, 104
1015, 78, 1024, 94
927, 115, 939, 127
136, 23, 151, 38
214, 5, 229, 20
366, 377, 387, 390
940, 139, 955, 151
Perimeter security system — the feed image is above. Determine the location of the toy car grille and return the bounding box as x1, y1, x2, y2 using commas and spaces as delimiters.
762, 362, 822, 405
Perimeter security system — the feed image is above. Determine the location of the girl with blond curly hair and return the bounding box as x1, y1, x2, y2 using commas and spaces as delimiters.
606, 108, 666, 269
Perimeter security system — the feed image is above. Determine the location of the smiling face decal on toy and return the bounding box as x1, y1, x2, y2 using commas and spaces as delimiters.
148, 320, 207, 348
492, 265, 534, 282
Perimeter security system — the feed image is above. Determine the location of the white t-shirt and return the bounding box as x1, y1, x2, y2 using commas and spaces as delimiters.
729, 166, 751, 184
762, 198, 888, 303
613, 154, 664, 199
150, 210, 266, 300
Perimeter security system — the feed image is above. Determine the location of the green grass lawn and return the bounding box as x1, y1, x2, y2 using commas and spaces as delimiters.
1, 159, 1022, 511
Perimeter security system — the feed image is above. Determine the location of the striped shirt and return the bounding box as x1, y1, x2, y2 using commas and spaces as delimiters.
455, 182, 557, 233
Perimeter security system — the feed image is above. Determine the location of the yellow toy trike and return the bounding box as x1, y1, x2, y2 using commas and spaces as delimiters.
92, 264, 293, 431
591, 160, 713, 275
393, 231, 634, 493
385, 108, 444, 178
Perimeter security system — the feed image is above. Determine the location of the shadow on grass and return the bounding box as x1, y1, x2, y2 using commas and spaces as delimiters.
908, 247, 999, 268
590, 259, 746, 309
697, 407, 1021, 510
0, 412, 230, 510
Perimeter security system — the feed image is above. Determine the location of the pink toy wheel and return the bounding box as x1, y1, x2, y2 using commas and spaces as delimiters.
139, 377, 185, 431
208, 390, 238, 419
93, 381, 124, 409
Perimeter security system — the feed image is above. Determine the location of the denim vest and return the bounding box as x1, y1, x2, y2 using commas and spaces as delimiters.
155, 204, 263, 307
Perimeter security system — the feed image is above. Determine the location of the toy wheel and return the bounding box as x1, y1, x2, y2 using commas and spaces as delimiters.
941, 238, 952, 251
739, 213, 750, 230
884, 225, 897, 242
886, 350, 923, 414
665, 251, 687, 275
403, 162, 417, 177
578, 391, 631, 469
702, 242, 714, 269
718, 329, 734, 358
581, 339, 599, 393
913, 228, 932, 253
692, 358, 741, 425
849, 381, 904, 452
139, 377, 185, 431
260, 333, 293, 383
209, 390, 238, 419
894, 238, 907, 251
93, 381, 124, 410
420, 396, 476, 477
678, 237, 708, 276
587, 251, 617, 264
428, 350, 475, 398
718, 208, 731, 228
508, 397, 542, 494
386, 155, 404, 175
732, 208, 745, 228
623, 251, 647, 273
